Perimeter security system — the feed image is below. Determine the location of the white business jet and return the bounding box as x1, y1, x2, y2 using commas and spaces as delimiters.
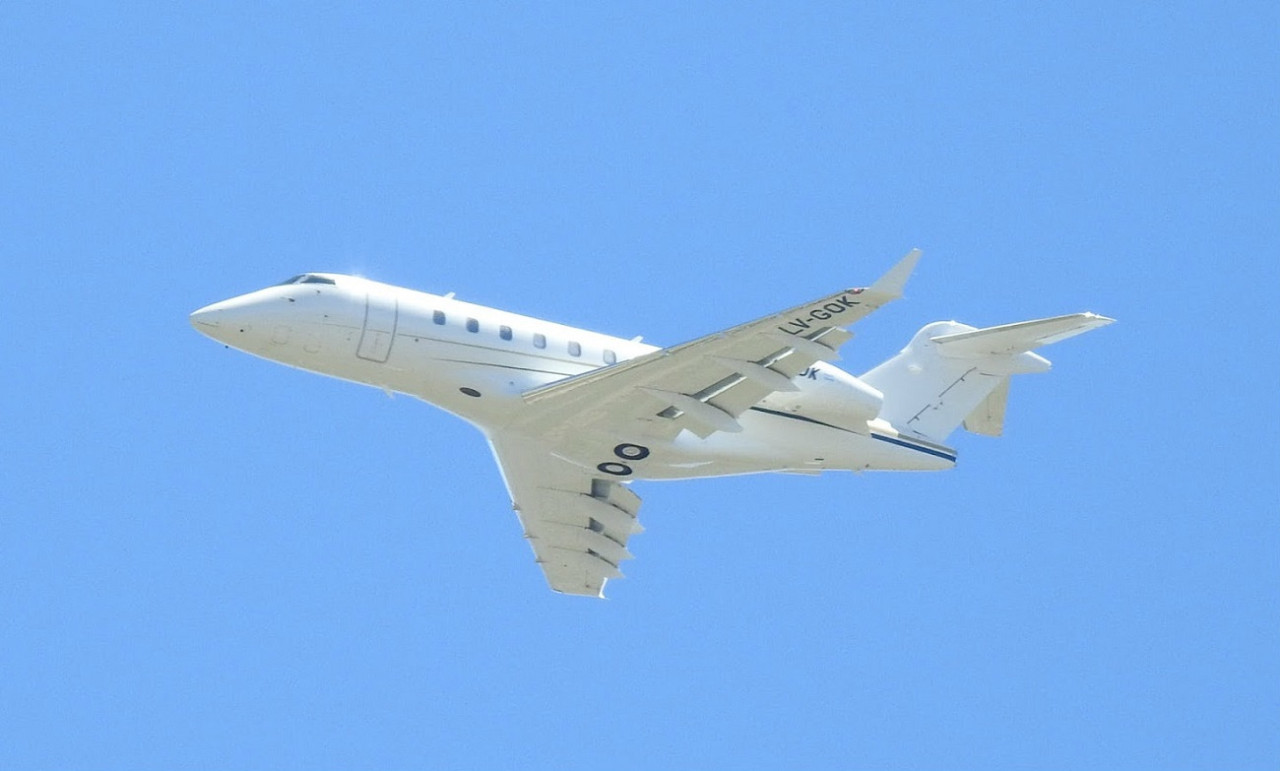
191, 250, 1111, 597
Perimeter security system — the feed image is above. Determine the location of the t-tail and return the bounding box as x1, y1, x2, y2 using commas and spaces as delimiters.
861, 313, 1114, 443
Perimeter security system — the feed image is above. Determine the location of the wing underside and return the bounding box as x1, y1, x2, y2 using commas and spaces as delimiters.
488, 433, 644, 598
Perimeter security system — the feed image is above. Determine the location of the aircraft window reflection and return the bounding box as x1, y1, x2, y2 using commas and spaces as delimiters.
568, 341, 582, 357
603, 349, 616, 365
433, 310, 445, 325
499, 325, 513, 341
533, 333, 546, 349
466, 318, 479, 333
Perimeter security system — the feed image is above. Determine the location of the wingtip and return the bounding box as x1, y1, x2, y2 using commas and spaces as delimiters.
1070, 312, 1116, 331
867, 248, 922, 299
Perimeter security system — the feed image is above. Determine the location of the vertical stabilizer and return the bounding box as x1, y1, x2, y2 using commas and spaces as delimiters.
862, 313, 1112, 442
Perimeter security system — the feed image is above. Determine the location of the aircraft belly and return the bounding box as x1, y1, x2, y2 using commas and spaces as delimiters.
620, 409, 954, 479
252, 329, 955, 477
233, 309, 954, 478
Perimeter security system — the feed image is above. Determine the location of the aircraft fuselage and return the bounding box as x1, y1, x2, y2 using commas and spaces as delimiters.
190, 273, 956, 480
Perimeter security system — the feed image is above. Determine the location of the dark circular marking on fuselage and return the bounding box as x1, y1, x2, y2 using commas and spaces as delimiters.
613, 443, 650, 461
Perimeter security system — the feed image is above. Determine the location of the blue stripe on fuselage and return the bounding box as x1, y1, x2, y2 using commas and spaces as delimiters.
748, 407, 957, 463
870, 432, 957, 462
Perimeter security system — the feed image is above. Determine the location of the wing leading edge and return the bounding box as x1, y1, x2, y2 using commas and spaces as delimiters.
512, 249, 921, 446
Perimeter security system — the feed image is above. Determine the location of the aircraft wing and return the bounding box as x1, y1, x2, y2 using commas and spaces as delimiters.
487, 432, 644, 598
493, 251, 918, 596
510, 250, 921, 449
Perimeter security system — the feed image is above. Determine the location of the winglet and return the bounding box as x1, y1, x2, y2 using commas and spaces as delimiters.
867, 248, 922, 300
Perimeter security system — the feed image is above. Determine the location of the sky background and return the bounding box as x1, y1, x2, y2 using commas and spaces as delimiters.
2, 3, 1277, 769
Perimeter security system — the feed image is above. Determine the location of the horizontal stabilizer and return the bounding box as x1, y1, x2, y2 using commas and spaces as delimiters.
862, 312, 1113, 443
932, 313, 1114, 357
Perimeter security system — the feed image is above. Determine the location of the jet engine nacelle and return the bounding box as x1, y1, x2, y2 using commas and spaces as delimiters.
762, 366, 885, 432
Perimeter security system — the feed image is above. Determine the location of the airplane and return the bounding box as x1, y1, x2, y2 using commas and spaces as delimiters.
190, 250, 1112, 598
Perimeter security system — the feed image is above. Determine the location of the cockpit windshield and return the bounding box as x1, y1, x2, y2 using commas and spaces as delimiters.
275, 274, 337, 286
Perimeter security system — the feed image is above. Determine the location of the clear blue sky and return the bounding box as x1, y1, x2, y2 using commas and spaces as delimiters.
2, 3, 1276, 769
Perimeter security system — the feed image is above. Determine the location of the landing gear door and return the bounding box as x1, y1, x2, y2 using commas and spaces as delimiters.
357, 290, 398, 363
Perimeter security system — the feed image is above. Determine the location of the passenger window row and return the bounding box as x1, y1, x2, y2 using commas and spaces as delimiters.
431, 310, 616, 364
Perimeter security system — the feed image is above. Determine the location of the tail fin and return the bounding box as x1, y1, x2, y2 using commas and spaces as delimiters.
861, 313, 1113, 442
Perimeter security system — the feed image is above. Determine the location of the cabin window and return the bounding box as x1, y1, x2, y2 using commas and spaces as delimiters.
466, 318, 479, 333
499, 325, 512, 341
603, 349, 617, 365
433, 310, 445, 325
568, 341, 581, 357
533, 333, 546, 349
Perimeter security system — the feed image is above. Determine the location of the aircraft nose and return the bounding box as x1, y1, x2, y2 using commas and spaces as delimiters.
189, 294, 261, 342
189, 302, 223, 329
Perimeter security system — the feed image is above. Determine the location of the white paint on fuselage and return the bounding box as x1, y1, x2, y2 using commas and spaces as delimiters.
190, 273, 954, 479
